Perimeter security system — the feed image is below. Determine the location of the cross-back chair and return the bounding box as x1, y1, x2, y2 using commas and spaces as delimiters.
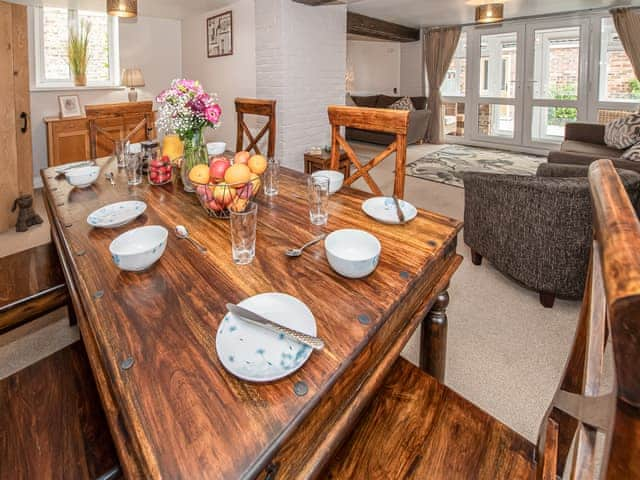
89, 115, 152, 160
235, 98, 276, 158
328, 105, 410, 199
326, 158, 640, 479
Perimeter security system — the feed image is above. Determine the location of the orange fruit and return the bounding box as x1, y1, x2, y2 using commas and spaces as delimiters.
188, 164, 210, 184
224, 164, 251, 186
248, 155, 267, 175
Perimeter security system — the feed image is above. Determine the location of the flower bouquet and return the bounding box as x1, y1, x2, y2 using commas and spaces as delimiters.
156, 79, 222, 192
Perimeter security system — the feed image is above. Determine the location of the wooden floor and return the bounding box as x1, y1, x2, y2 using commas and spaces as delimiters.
326, 358, 536, 479
0, 342, 119, 479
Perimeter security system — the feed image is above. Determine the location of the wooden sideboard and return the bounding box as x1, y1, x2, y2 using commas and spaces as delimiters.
44, 101, 155, 167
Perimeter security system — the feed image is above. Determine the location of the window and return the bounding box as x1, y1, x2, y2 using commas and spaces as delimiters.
599, 17, 638, 102
34, 6, 119, 88
442, 32, 466, 97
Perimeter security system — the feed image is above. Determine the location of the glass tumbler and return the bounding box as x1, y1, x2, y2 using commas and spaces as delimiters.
263, 158, 280, 197
307, 175, 330, 226
126, 151, 143, 186
114, 139, 129, 168
229, 202, 258, 265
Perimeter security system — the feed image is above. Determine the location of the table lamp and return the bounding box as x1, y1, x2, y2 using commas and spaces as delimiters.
121, 68, 145, 102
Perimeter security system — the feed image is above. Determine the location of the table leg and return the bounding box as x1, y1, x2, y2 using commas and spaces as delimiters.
420, 290, 449, 382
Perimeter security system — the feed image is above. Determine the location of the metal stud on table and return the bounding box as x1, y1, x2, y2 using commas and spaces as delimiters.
93, 290, 104, 299
400, 271, 410, 280
293, 381, 308, 397
358, 313, 371, 325
120, 357, 134, 371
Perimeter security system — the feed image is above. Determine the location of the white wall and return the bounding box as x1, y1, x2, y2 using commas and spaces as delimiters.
181, 0, 256, 149
256, 0, 346, 170
400, 39, 424, 97
347, 40, 400, 96
29, 13, 182, 183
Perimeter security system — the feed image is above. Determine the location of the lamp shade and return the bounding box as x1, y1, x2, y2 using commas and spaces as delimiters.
475, 3, 504, 23
107, 0, 137, 18
121, 68, 145, 87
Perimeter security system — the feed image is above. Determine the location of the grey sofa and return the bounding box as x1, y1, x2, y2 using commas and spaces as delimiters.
548, 122, 640, 173
346, 95, 430, 145
463, 163, 640, 308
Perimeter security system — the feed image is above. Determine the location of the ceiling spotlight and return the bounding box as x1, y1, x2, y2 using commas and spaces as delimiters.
475, 3, 504, 24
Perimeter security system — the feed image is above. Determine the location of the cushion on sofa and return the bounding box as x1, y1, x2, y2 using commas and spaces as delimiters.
350, 95, 379, 108
623, 143, 640, 162
604, 113, 640, 149
389, 96, 415, 111
560, 140, 623, 159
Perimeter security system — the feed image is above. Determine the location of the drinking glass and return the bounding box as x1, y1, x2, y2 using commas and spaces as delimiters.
126, 151, 142, 186
230, 202, 258, 265
114, 139, 129, 168
307, 175, 330, 225
263, 158, 280, 197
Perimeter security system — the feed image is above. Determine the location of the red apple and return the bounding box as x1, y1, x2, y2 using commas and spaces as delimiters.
234, 151, 250, 165
209, 158, 231, 183
237, 182, 253, 199
208, 199, 223, 211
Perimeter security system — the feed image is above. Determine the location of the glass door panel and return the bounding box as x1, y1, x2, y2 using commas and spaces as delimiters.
524, 20, 588, 147
479, 32, 518, 99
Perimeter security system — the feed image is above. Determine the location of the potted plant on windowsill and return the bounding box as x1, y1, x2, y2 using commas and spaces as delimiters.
68, 19, 91, 87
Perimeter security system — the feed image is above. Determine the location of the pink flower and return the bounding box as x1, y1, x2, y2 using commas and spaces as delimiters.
205, 104, 222, 124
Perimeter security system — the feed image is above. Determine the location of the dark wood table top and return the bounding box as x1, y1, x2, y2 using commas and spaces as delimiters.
41, 157, 462, 478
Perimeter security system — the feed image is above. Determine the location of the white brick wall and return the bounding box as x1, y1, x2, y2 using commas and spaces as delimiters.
256, 0, 346, 170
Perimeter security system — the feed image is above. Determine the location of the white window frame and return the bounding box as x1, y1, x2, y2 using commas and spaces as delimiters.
33, 6, 120, 89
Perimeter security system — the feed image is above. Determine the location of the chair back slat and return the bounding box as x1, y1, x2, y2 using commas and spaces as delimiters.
328, 106, 409, 199
535, 159, 640, 480
235, 98, 276, 158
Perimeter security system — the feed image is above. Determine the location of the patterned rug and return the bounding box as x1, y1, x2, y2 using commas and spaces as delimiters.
406, 144, 545, 188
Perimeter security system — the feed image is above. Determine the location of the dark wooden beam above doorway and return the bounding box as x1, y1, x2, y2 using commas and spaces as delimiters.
347, 12, 420, 43
290, 2, 421, 43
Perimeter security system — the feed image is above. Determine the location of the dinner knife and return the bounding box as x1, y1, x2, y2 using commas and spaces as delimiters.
392, 196, 406, 223
226, 303, 325, 351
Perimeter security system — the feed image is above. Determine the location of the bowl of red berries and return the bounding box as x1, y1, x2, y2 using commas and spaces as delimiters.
148, 156, 174, 186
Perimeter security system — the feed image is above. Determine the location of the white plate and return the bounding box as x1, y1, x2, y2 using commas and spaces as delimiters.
55, 161, 95, 175
216, 293, 316, 383
87, 201, 147, 228
361, 197, 418, 224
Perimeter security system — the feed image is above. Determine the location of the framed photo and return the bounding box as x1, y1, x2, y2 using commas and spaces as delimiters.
58, 95, 82, 118
207, 11, 233, 58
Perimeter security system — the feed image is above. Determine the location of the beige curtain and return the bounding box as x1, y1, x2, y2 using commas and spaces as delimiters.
424, 26, 461, 144
611, 8, 640, 81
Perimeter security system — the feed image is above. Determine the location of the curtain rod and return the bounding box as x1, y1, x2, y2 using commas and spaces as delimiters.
423, 5, 638, 31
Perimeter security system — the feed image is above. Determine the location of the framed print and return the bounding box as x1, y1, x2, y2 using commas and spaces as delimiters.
207, 11, 233, 58
58, 95, 82, 118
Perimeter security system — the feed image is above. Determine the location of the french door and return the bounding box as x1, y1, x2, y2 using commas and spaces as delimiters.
463, 18, 590, 149
467, 24, 525, 146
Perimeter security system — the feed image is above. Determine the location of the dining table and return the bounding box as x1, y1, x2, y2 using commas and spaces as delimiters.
41, 155, 463, 479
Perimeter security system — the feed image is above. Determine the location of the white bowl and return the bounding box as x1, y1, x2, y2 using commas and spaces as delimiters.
312, 170, 344, 195
325, 229, 381, 278
65, 166, 100, 188
109, 225, 168, 272
207, 142, 227, 156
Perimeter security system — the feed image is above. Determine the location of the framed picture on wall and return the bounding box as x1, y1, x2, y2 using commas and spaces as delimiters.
207, 11, 233, 58
57, 95, 82, 118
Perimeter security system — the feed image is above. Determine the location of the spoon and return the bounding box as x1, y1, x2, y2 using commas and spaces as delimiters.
105, 172, 116, 186
175, 225, 207, 253
286, 234, 327, 257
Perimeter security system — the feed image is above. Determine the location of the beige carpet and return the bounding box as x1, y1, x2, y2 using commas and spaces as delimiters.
0, 145, 580, 445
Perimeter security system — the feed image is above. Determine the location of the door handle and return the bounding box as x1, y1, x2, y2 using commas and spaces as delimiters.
20, 112, 28, 133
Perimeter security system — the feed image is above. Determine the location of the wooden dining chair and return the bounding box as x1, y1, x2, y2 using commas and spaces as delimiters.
235, 98, 276, 158
328, 105, 410, 199
326, 159, 640, 479
89, 115, 153, 160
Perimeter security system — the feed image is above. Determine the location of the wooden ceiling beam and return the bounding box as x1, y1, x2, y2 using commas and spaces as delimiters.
347, 12, 420, 43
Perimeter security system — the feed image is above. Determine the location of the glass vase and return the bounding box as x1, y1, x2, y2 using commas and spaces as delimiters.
180, 129, 209, 193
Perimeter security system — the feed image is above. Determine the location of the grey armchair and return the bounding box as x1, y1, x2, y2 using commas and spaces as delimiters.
463, 163, 640, 307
